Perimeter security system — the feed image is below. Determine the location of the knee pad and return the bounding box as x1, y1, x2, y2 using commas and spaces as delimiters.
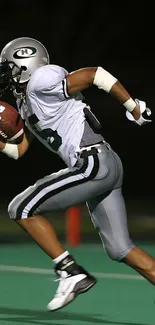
103, 238, 135, 261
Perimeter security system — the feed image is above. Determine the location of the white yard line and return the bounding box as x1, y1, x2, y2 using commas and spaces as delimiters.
0, 264, 144, 280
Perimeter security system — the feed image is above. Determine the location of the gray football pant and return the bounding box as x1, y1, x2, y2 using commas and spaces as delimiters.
8, 143, 135, 261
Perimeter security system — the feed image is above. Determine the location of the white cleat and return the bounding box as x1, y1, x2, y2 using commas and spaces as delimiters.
47, 256, 97, 312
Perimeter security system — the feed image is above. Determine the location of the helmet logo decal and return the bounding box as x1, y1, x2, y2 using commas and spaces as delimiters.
13, 47, 37, 59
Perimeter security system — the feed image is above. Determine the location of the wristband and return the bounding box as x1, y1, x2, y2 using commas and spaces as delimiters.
1, 143, 19, 159
123, 98, 136, 112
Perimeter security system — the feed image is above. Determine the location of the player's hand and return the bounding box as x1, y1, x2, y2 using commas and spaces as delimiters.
0, 140, 5, 151
126, 99, 152, 126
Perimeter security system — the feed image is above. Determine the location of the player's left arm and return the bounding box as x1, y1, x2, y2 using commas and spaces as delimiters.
0, 127, 34, 159
66, 67, 151, 126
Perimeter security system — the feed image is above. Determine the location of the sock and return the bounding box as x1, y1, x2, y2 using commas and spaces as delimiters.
53, 251, 70, 264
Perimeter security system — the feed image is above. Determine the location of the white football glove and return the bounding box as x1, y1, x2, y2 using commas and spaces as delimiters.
126, 99, 152, 126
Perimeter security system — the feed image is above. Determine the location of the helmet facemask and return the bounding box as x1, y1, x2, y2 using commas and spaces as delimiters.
0, 58, 26, 98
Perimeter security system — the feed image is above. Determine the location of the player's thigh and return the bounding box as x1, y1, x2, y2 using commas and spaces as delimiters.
87, 188, 135, 260
33, 154, 119, 215
8, 166, 70, 219
36, 178, 102, 213
8, 155, 105, 219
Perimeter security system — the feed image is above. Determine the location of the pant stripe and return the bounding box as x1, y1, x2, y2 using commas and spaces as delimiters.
16, 154, 99, 219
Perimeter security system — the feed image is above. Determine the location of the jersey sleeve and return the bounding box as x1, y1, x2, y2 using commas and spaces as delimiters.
28, 64, 70, 101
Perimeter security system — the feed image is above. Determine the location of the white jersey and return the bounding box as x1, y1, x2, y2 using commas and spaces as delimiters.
17, 64, 87, 167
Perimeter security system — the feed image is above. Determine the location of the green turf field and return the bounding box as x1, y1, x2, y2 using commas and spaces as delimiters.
0, 242, 155, 325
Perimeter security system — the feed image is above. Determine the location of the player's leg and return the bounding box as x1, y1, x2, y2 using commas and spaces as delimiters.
87, 188, 155, 285
8, 144, 132, 310
8, 154, 105, 310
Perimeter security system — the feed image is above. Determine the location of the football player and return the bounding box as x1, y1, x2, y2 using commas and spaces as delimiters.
0, 37, 154, 311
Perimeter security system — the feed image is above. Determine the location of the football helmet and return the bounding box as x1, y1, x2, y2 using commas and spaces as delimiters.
0, 37, 50, 96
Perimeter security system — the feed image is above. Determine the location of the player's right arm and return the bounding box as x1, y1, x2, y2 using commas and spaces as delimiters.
66, 67, 151, 126
29, 64, 151, 128
0, 128, 33, 159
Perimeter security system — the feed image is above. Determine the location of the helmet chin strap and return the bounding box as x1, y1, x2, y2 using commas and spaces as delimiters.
13, 88, 24, 99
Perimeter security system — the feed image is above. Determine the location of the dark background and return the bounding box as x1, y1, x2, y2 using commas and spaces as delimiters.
0, 1, 155, 240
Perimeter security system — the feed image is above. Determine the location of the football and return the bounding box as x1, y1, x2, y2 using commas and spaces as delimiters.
0, 101, 24, 144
